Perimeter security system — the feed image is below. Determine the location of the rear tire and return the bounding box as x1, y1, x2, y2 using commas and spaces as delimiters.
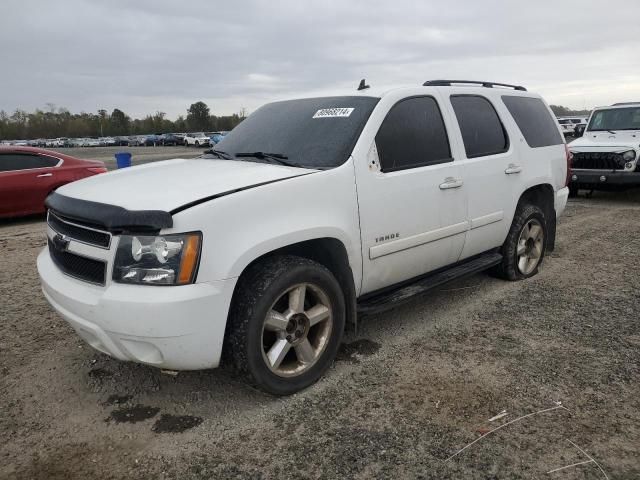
492, 204, 546, 281
225, 255, 345, 395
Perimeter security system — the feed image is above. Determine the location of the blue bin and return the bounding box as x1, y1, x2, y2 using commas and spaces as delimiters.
115, 152, 132, 169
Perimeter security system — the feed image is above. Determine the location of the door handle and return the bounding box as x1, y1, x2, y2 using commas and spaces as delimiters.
37, 173, 53, 178
439, 177, 464, 190
505, 164, 522, 174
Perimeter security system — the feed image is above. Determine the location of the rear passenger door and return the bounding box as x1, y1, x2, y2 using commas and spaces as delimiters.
444, 94, 519, 259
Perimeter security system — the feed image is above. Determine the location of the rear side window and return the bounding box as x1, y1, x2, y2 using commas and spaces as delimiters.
450, 95, 508, 158
0, 153, 58, 172
375, 96, 452, 172
502, 96, 563, 148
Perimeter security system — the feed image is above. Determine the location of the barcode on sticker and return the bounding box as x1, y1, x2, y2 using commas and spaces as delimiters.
313, 108, 354, 118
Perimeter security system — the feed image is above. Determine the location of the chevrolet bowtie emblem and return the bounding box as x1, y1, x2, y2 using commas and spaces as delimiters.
52, 233, 70, 252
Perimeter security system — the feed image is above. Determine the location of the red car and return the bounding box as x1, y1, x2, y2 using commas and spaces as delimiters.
0, 147, 107, 218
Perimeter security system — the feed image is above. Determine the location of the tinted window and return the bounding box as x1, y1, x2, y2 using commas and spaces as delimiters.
375, 96, 451, 172
502, 96, 563, 148
451, 95, 508, 158
0, 153, 58, 172
214, 96, 379, 169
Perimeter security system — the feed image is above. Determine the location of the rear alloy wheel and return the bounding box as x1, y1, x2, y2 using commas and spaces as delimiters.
225, 255, 345, 395
492, 204, 546, 280
515, 218, 544, 276
195, 141, 199, 147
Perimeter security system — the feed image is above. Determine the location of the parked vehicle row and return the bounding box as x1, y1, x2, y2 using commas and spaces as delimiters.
37, 79, 570, 395
1, 132, 229, 149
556, 116, 588, 137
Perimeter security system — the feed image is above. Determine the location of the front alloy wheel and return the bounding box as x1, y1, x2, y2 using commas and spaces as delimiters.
261, 283, 333, 377
225, 255, 346, 395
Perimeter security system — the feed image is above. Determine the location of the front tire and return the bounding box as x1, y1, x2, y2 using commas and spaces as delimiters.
493, 204, 546, 281
225, 255, 346, 395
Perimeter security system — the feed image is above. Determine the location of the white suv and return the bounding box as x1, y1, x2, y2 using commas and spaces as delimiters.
38, 80, 570, 394
568, 102, 640, 194
183, 132, 210, 147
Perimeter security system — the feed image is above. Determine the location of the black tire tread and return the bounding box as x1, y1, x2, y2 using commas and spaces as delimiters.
224, 255, 344, 395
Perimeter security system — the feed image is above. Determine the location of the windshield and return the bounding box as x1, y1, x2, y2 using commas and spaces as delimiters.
213, 96, 379, 169
587, 107, 640, 131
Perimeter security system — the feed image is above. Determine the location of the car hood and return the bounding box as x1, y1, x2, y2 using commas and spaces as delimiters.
56, 158, 315, 212
569, 132, 640, 152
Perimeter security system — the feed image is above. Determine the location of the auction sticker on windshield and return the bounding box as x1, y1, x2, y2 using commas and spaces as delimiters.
313, 108, 354, 118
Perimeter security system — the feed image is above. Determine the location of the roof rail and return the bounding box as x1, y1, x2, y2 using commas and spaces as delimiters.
423, 80, 527, 91
612, 102, 640, 106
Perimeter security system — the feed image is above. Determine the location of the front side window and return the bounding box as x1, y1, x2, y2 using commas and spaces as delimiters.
0, 153, 58, 172
451, 95, 508, 158
375, 96, 451, 172
587, 107, 640, 131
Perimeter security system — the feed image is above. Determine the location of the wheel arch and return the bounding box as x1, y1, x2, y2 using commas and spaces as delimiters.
516, 183, 556, 251
229, 237, 358, 332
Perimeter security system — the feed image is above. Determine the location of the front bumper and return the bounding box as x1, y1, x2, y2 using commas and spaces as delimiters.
37, 248, 237, 370
570, 170, 640, 188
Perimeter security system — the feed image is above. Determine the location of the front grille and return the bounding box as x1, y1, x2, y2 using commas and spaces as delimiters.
48, 239, 106, 285
572, 152, 626, 170
48, 212, 111, 248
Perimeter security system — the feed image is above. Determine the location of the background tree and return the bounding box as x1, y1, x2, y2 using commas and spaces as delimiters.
186, 101, 210, 131
110, 108, 130, 135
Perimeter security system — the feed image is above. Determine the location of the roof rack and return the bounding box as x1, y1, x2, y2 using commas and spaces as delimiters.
423, 80, 527, 91
612, 102, 640, 106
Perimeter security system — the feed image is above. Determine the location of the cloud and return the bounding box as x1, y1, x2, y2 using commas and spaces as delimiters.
1, 0, 639, 118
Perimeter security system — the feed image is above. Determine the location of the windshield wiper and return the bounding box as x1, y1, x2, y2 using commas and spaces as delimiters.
202, 149, 232, 159
235, 151, 299, 168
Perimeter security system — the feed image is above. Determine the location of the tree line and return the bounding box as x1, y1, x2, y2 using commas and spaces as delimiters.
0, 101, 246, 140
549, 105, 591, 117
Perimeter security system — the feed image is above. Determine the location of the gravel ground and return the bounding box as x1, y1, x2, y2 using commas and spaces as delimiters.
1, 190, 639, 479
49, 146, 205, 170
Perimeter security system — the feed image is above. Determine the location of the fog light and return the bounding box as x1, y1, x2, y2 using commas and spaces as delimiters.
600, 176, 607, 182
572, 174, 578, 181
625, 162, 633, 169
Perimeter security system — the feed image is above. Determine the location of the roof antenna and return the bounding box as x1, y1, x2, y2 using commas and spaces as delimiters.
357, 78, 370, 91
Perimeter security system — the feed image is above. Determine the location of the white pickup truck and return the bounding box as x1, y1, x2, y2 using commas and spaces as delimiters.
38, 80, 569, 394
568, 102, 640, 195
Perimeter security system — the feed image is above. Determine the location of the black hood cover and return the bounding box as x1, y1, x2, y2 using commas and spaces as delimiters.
45, 192, 173, 233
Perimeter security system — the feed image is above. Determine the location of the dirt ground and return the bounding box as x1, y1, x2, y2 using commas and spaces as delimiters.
51, 146, 204, 170
1, 190, 639, 479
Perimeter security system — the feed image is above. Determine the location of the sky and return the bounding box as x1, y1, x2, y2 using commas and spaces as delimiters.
1, 0, 639, 119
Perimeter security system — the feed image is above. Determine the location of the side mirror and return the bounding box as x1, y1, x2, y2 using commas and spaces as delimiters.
573, 125, 585, 138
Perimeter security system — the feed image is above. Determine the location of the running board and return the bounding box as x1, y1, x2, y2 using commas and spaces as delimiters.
357, 252, 503, 315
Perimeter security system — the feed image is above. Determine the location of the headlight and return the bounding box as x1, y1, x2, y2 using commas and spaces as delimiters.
113, 232, 202, 285
622, 150, 636, 161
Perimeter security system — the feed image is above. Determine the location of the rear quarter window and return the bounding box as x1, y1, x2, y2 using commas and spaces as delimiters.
502, 96, 563, 148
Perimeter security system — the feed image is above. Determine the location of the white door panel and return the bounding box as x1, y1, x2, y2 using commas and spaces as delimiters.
356, 147, 467, 294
